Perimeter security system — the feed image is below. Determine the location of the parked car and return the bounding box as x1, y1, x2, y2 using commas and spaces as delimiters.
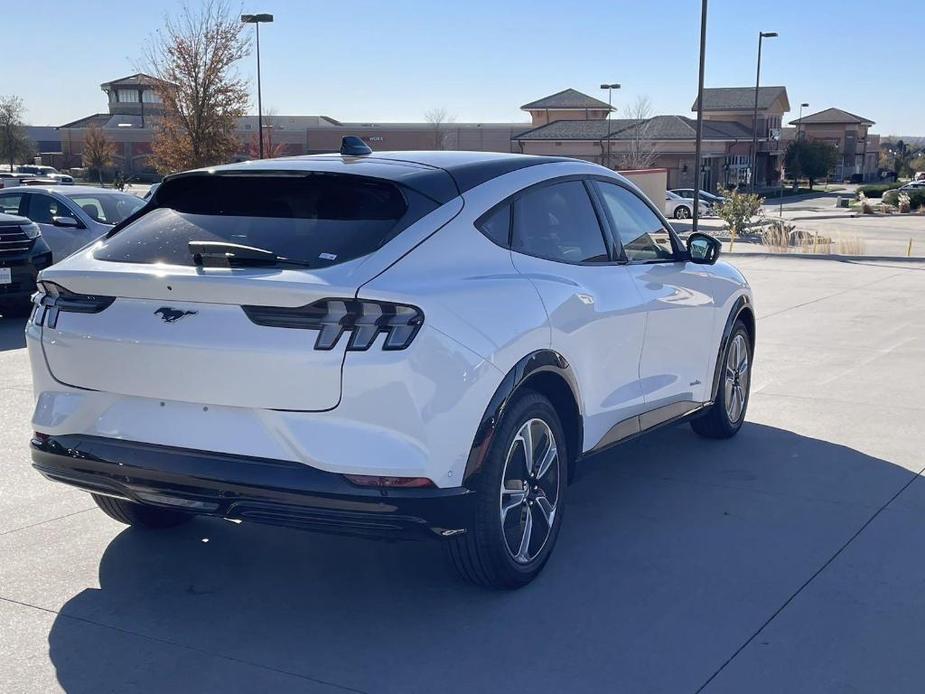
0, 185, 145, 262
0, 212, 52, 316
898, 181, 925, 192
665, 190, 710, 219
15, 165, 74, 185
0, 172, 34, 189
671, 189, 726, 207
27, 149, 754, 588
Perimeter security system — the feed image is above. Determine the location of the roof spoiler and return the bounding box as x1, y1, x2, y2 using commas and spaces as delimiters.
340, 136, 372, 156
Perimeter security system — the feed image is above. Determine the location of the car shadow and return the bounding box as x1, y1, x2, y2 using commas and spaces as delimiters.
47, 422, 919, 694
0, 315, 27, 351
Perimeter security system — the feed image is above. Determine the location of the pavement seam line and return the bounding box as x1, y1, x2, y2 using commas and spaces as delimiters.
758, 271, 907, 320
693, 464, 925, 693
0, 507, 97, 537
0, 595, 370, 694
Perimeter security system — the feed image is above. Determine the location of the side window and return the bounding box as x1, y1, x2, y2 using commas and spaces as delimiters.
512, 180, 608, 264
27, 194, 67, 225
476, 203, 511, 247
0, 193, 24, 216
595, 182, 675, 262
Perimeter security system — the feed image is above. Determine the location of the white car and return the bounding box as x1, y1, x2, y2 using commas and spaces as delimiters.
27, 147, 755, 588
0, 185, 145, 262
665, 190, 711, 219
898, 181, 925, 192
15, 165, 74, 185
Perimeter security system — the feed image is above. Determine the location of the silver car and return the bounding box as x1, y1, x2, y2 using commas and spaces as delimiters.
0, 185, 145, 262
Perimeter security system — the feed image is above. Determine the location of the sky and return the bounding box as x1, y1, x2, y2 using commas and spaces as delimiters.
7, 0, 921, 135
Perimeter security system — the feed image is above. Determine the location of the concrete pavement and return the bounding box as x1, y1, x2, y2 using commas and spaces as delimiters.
1, 256, 924, 693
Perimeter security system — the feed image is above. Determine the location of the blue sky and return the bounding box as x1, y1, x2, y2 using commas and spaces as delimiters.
8, 0, 919, 135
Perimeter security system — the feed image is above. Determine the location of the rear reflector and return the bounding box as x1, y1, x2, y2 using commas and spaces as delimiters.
344, 474, 436, 489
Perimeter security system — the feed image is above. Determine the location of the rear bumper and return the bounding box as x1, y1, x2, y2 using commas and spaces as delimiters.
31, 435, 476, 541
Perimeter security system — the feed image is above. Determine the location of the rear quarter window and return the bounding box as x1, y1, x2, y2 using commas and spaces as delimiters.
94, 173, 439, 268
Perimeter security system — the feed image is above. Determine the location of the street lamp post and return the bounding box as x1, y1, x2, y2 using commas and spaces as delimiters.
750, 31, 777, 192
241, 13, 274, 159
600, 83, 620, 169
797, 102, 809, 141
691, 0, 708, 234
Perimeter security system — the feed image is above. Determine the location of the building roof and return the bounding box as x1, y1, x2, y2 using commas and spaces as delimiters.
521, 88, 613, 111
789, 107, 874, 126
58, 113, 111, 129
100, 73, 164, 89
513, 115, 753, 141
691, 86, 789, 112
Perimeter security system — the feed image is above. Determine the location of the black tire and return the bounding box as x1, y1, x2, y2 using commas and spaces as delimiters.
691, 321, 752, 439
447, 390, 567, 589
91, 493, 193, 529
674, 205, 691, 219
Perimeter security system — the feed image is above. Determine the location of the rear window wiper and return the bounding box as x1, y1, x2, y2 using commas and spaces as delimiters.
188, 241, 315, 268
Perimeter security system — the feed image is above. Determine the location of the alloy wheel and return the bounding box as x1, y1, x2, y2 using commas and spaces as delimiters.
499, 418, 560, 564
724, 333, 750, 423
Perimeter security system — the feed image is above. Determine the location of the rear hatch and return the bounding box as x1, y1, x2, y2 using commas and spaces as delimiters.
37, 170, 446, 411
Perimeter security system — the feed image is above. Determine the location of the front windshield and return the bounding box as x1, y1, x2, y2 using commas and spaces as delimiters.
66, 192, 145, 225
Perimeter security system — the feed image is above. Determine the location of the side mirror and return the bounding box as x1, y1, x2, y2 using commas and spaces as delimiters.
687, 232, 721, 265
52, 216, 81, 229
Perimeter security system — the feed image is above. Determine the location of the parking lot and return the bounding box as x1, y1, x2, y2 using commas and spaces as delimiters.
2, 254, 924, 693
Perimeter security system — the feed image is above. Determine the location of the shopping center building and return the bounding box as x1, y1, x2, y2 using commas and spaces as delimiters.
29, 74, 880, 188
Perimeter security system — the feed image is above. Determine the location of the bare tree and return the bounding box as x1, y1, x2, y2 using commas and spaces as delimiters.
82, 125, 116, 185
244, 108, 286, 159
425, 107, 456, 150
617, 96, 658, 170
145, 0, 251, 173
0, 95, 34, 171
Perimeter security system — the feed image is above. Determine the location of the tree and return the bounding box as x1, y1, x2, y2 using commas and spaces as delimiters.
425, 107, 456, 150
244, 109, 285, 159
784, 140, 838, 189
145, 0, 250, 173
0, 95, 34, 171
82, 125, 115, 184
715, 189, 764, 238
615, 96, 658, 170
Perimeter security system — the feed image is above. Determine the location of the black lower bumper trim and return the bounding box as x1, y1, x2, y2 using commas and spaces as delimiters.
31, 435, 475, 540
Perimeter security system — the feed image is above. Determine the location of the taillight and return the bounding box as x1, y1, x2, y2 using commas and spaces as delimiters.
242, 298, 424, 351
32, 281, 116, 328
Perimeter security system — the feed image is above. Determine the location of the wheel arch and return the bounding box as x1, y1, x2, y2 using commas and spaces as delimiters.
709, 294, 755, 402
464, 350, 583, 485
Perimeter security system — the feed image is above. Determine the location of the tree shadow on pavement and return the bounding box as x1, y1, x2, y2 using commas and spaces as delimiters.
0, 316, 26, 351
47, 422, 921, 694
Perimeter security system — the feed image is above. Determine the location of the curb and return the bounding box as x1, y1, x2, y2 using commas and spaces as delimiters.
723, 252, 925, 263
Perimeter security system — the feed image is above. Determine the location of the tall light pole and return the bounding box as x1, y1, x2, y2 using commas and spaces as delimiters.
691, 0, 708, 234
750, 31, 777, 192
600, 83, 620, 169
241, 13, 274, 159
797, 102, 809, 141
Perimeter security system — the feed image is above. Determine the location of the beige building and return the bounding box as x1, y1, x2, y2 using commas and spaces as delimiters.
786, 107, 879, 182
40, 76, 878, 188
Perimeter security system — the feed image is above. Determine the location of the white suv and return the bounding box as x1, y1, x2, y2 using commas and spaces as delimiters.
27, 147, 754, 588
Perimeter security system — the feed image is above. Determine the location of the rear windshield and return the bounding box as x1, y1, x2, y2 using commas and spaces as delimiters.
93, 174, 438, 268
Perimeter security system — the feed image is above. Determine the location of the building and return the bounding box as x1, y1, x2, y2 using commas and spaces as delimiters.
786, 107, 879, 181
34, 75, 878, 189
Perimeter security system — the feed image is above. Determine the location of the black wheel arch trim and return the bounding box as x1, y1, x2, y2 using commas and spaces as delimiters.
463, 349, 582, 484
709, 294, 755, 402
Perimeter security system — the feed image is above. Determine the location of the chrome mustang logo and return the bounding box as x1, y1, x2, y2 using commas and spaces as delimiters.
155, 307, 198, 323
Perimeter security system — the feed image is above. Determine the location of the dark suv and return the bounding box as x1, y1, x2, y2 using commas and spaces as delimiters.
0, 212, 52, 317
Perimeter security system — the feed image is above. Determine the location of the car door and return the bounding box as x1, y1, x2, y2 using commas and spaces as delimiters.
593, 179, 717, 413
25, 192, 90, 261
504, 177, 648, 450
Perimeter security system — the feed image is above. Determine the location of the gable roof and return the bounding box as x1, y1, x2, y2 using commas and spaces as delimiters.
521, 88, 613, 111
692, 86, 789, 112
789, 107, 874, 126
100, 73, 165, 89
513, 115, 753, 141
